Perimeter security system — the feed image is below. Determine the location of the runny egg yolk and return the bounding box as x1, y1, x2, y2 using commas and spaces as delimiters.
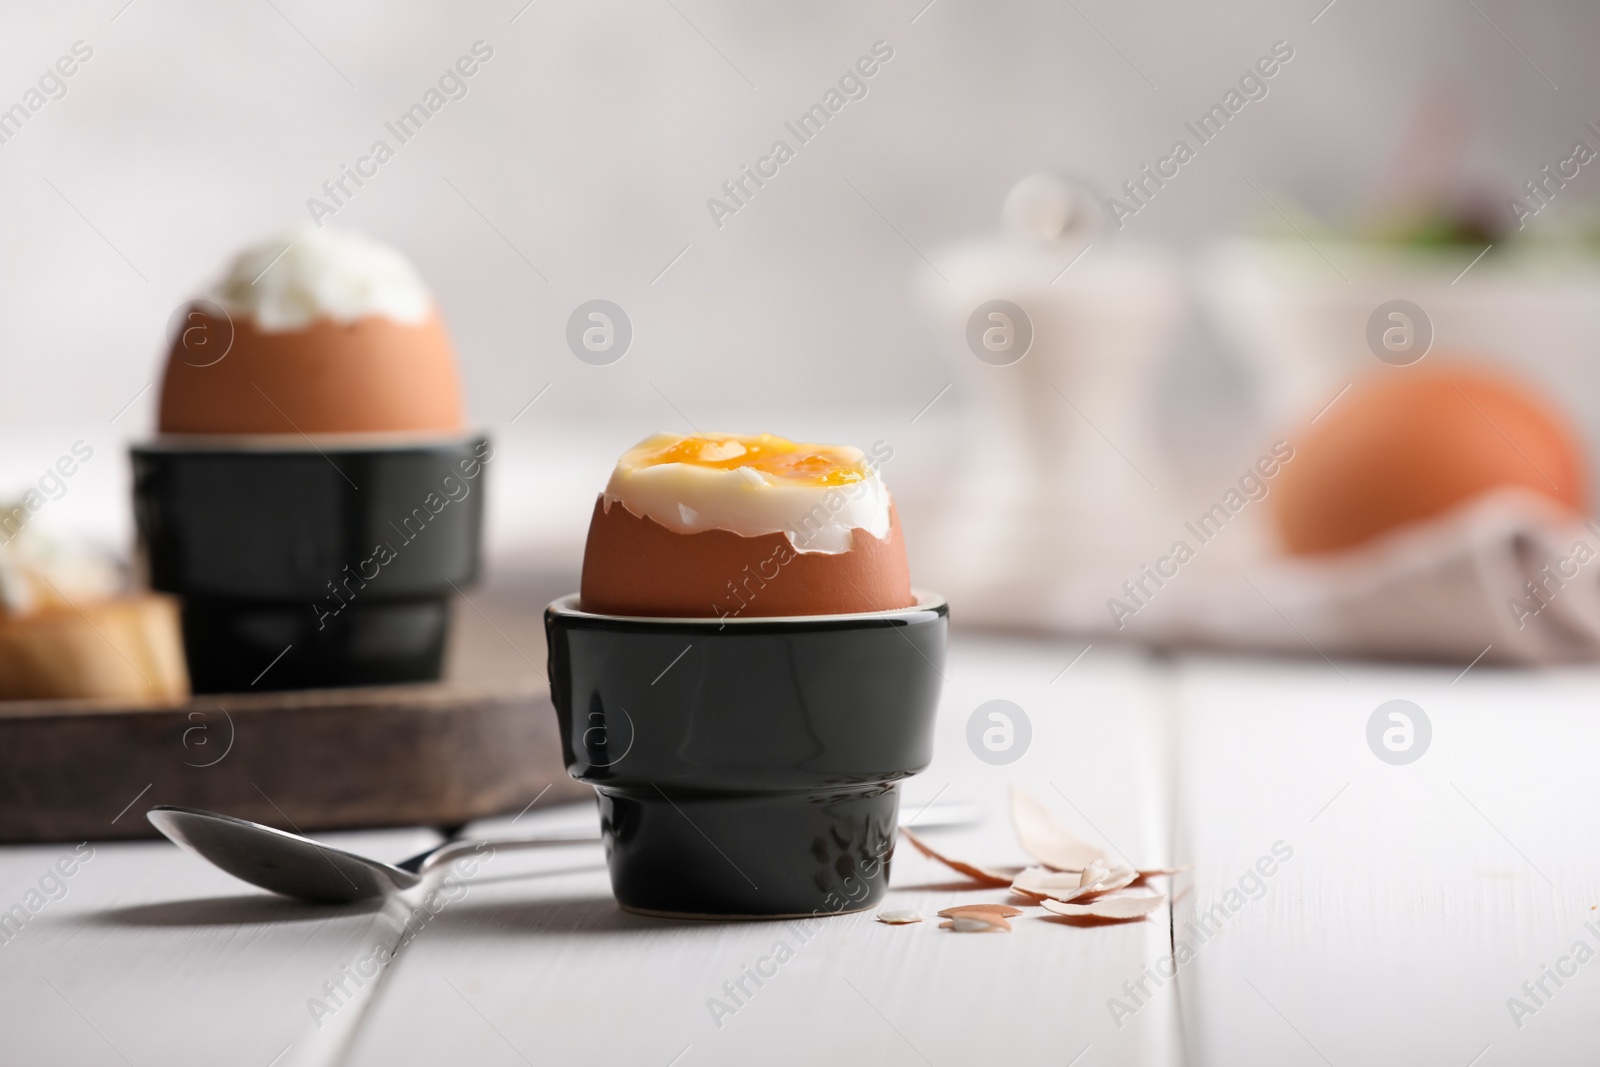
633, 433, 867, 487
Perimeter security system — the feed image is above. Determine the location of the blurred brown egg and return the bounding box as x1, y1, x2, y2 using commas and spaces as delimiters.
1271, 360, 1590, 555
158, 310, 463, 435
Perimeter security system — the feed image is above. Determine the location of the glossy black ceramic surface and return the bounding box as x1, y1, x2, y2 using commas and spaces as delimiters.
132, 435, 489, 692
546, 592, 948, 918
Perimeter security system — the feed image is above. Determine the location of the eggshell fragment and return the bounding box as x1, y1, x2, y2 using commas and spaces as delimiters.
876, 909, 923, 925
898, 827, 1016, 887
936, 904, 1023, 919
1010, 786, 1107, 871
1012, 863, 1138, 903
1040, 894, 1166, 921
940, 914, 1012, 933
1009, 867, 1084, 897
1128, 864, 1193, 886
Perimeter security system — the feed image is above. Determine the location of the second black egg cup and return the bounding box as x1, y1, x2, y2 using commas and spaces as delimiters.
132, 434, 489, 693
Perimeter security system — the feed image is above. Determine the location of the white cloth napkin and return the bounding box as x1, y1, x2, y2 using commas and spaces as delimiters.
959, 490, 1600, 666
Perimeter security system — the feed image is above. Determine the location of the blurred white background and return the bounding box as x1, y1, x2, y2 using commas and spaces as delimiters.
2, 0, 1596, 584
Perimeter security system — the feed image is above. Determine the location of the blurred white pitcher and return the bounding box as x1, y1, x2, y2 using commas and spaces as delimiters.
912, 175, 1181, 620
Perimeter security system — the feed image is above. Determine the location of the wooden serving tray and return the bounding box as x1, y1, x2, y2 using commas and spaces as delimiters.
0, 681, 591, 843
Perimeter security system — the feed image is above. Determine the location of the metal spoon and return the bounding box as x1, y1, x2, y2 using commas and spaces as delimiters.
146, 805, 601, 904
146, 799, 983, 904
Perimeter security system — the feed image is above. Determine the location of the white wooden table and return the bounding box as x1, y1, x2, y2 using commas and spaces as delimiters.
2, 636, 1594, 1066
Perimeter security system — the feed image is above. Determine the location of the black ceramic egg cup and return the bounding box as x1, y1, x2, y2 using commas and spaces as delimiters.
546, 592, 947, 919
132, 435, 488, 693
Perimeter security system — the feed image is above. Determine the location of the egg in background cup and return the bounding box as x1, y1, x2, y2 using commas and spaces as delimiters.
132, 228, 488, 693
546, 434, 947, 918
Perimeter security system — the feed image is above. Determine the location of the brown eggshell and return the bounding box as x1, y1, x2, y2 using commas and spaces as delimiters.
158, 310, 464, 435
579, 497, 914, 617
936, 904, 1023, 919
1272, 361, 1589, 555
896, 826, 1017, 887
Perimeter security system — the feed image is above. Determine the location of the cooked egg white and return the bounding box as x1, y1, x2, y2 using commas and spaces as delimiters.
602, 432, 892, 554
211, 225, 433, 332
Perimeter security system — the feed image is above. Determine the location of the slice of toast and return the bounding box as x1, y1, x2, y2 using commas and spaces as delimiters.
0, 595, 189, 703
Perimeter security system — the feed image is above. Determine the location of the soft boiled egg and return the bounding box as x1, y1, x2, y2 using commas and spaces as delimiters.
579, 432, 915, 618
157, 227, 463, 435
1271, 360, 1589, 555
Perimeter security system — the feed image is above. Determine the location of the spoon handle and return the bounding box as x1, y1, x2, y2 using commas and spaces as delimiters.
399, 829, 602, 875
